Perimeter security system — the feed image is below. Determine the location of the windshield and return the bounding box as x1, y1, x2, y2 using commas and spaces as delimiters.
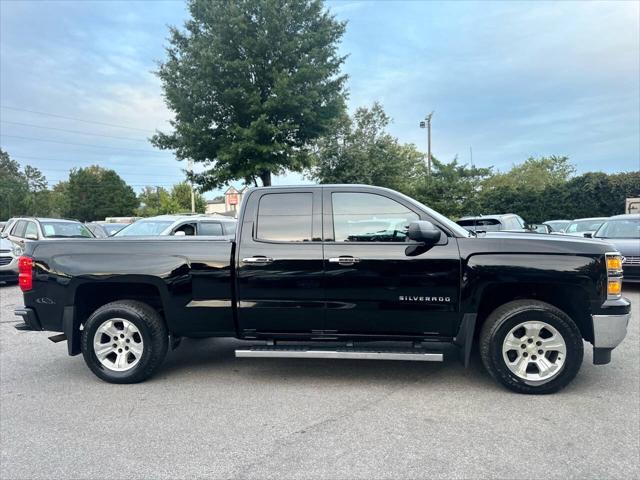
103, 224, 126, 236
41, 221, 93, 238
115, 220, 173, 236
457, 219, 502, 232
545, 221, 569, 231
566, 219, 605, 233
595, 219, 640, 239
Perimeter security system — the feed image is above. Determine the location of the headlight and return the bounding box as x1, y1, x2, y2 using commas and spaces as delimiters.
605, 252, 623, 300
11, 244, 23, 257
605, 254, 623, 275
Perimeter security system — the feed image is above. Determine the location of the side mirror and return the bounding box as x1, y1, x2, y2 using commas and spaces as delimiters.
0, 232, 7, 239
408, 220, 441, 244
25, 233, 38, 240
173, 230, 186, 236
583, 232, 593, 238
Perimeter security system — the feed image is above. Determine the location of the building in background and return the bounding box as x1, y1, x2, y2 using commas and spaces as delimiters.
626, 198, 639, 214
205, 186, 249, 216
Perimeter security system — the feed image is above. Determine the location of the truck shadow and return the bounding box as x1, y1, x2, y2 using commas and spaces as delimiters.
160, 338, 501, 391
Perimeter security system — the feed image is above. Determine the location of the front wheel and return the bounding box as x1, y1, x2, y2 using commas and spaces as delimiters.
480, 300, 584, 394
81, 300, 168, 383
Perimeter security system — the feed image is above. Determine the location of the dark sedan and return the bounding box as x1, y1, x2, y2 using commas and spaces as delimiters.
593, 214, 640, 283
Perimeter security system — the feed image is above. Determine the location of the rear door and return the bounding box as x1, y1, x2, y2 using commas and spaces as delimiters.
236, 188, 324, 335
323, 187, 461, 336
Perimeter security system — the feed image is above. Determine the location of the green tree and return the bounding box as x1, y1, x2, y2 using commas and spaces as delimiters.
310, 103, 425, 194
64, 166, 138, 221
23, 165, 48, 216
48, 182, 70, 218
482, 156, 574, 192
478, 156, 577, 222
152, 0, 348, 189
137, 187, 176, 217
560, 171, 640, 219
0, 149, 28, 218
170, 182, 206, 213
413, 157, 493, 219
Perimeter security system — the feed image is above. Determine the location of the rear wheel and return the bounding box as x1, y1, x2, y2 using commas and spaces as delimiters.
480, 300, 583, 394
81, 300, 168, 383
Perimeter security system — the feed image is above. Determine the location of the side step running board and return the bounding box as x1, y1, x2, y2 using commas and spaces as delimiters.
235, 346, 443, 362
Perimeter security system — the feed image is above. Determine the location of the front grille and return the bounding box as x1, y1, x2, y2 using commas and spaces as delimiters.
0, 249, 10, 253
623, 256, 640, 266
0, 257, 12, 266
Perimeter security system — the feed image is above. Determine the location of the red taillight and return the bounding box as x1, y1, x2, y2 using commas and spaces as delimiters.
18, 256, 33, 292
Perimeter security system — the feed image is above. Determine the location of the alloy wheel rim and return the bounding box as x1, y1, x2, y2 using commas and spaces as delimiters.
502, 321, 567, 383
92, 318, 144, 372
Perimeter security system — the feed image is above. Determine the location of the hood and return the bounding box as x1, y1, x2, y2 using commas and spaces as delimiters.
477, 231, 616, 255
0, 236, 15, 253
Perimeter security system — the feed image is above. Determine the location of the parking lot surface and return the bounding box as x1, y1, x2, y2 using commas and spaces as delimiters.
1, 283, 638, 479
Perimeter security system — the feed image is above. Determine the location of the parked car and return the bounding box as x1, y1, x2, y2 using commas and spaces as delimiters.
456, 214, 528, 233
85, 222, 127, 238
592, 214, 640, 283
14, 185, 630, 394
543, 220, 571, 233
1, 217, 19, 235
114, 214, 236, 238
2, 217, 94, 248
563, 217, 608, 237
0, 236, 19, 284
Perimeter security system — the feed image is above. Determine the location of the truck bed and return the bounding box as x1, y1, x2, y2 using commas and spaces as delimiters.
23, 237, 235, 336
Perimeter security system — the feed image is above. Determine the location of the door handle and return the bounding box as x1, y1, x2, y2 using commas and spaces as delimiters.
328, 256, 360, 265
242, 256, 274, 265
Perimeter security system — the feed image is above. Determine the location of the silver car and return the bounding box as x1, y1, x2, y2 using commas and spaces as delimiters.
114, 214, 236, 239
0, 236, 20, 284
563, 217, 608, 237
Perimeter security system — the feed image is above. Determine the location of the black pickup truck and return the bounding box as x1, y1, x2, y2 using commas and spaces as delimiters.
15, 185, 631, 393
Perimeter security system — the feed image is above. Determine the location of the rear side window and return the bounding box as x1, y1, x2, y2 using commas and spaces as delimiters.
257, 193, 313, 242
25, 222, 38, 238
332, 192, 418, 242
198, 222, 223, 236
12, 220, 27, 238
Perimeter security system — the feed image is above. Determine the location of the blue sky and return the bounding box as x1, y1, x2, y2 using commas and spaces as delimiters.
1, 0, 638, 198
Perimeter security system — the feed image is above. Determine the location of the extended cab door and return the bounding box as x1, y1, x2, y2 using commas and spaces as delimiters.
322, 187, 461, 337
236, 188, 324, 335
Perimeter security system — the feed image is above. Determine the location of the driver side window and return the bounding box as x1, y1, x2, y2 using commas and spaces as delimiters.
173, 223, 196, 236
331, 192, 418, 242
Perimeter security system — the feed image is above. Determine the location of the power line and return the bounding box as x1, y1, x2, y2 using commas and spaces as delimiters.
0, 120, 149, 142
11, 154, 179, 168
0, 134, 170, 154
34, 166, 184, 178
0, 105, 159, 133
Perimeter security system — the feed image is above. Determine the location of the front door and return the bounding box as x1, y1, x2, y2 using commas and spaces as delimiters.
236, 188, 324, 335
323, 188, 461, 337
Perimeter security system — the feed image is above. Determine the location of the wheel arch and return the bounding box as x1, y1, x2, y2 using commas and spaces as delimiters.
65, 278, 170, 355
474, 282, 594, 343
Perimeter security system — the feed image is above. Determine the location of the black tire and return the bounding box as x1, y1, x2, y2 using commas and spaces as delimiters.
479, 299, 584, 394
81, 300, 168, 384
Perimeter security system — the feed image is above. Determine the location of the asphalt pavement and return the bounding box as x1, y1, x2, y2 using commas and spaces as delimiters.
1, 283, 638, 479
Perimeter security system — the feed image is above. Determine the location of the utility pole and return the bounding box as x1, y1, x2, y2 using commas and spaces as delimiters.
470, 146, 473, 167
188, 159, 195, 213
419, 112, 434, 175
